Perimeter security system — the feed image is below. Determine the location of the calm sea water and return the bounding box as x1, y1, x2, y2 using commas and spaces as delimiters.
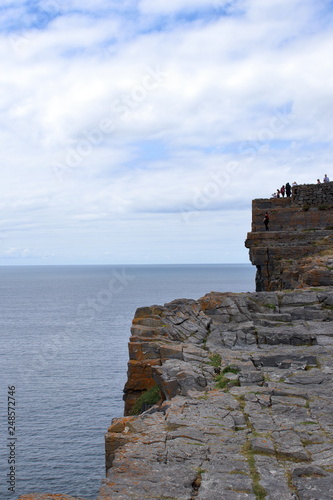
0, 264, 255, 499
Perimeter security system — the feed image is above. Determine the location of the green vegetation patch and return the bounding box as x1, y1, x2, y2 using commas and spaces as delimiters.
263, 303, 276, 310
215, 365, 240, 390
222, 365, 240, 375
243, 441, 267, 500
209, 353, 222, 369
131, 385, 161, 415
215, 374, 230, 389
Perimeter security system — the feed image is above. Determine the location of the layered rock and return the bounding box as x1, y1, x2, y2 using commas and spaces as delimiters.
123, 300, 213, 416
16, 183, 333, 500
245, 182, 333, 291
101, 287, 333, 500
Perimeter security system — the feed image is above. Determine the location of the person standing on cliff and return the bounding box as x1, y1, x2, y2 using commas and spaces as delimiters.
280, 185, 285, 197
286, 182, 291, 197
323, 174, 330, 183
263, 212, 269, 231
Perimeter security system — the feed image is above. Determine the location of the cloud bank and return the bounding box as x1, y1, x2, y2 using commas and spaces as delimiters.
1, 0, 333, 264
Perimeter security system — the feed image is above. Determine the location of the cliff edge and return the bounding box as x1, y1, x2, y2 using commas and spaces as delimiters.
17, 184, 333, 500
245, 182, 333, 292
101, 288, 333, 500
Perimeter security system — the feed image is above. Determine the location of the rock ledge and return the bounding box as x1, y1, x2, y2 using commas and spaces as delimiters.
100, 287, 333, 500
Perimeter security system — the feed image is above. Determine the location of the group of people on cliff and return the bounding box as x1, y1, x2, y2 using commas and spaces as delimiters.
272, 174, 330, 199
317, 174, 330, 184
265, 174, 330, 231
273, 182, 292, 199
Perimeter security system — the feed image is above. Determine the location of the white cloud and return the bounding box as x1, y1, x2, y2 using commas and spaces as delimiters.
0, 0, 333, 264
138, 0, 220, 14
138, 0, 247, 18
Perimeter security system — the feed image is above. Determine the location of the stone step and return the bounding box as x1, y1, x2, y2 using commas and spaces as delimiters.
254, 312, 292, 322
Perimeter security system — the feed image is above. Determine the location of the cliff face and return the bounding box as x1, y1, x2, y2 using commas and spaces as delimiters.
122, 300, 213, 416
245, 182, 333, 292
18, 289, 333, 500
16, 185, 333, 500
101, 288, 333, 500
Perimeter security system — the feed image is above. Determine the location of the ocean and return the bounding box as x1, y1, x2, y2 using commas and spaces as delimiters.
0, 264, 255, 499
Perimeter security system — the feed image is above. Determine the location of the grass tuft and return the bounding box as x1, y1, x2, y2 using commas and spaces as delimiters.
209, 353, 222, 369
130, 385, 161, 415
222, 365, 240, 375
243, 441, 267, 500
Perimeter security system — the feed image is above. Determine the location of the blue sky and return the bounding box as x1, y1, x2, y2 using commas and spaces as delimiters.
1, 0, 333, 265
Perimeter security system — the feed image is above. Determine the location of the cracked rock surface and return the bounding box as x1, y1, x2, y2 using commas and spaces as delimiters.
102, 287, 333, 500
16, 288, 333, 500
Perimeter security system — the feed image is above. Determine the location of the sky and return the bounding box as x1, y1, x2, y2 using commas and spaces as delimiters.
1, 0, 333, 265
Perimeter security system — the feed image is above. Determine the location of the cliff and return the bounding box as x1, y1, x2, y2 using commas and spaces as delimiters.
100, 288, 333, 500
245, 182, 333, 292
17, 185, 333, 500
